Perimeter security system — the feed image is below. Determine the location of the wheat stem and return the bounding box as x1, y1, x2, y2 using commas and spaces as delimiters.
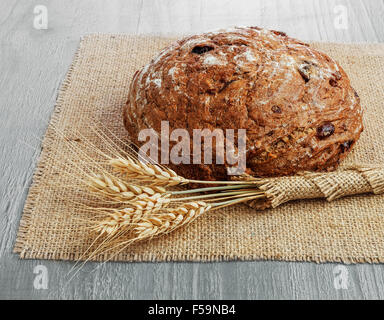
187, 179, 261, 185
211, 194, 266, 209
172, 190, 260, 201
109, 157, 189, 186
168, 184, 254, 195
203, 192, 265, 203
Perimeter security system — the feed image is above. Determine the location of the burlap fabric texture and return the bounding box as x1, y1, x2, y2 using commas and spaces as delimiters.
14, 34, 384, 263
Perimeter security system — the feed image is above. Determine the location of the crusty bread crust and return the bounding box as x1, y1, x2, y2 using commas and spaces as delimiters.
123, 27, 363, 180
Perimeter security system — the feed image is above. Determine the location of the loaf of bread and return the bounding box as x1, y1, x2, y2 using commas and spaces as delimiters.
123, 26, 363, 180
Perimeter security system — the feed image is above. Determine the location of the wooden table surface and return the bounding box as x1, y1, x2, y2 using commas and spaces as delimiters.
1, 0, 384, 300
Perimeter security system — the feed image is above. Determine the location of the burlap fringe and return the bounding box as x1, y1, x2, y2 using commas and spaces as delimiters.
247, 165, 384, 209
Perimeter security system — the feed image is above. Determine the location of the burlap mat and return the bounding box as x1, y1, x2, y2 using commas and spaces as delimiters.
14, 34, 384, 263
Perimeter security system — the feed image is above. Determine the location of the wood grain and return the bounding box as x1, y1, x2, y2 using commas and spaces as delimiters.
1, 0, 384, 299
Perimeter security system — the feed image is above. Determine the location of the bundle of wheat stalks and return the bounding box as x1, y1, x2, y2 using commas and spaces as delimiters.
55, 126, 265, 260
86, 154, 265, 257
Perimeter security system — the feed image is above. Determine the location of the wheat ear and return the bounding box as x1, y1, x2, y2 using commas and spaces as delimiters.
88, 173, 167, 201
91, 201, 209, 261
132, 201, 211, 240
108, 157, 189, 186
94, 193, 172, 236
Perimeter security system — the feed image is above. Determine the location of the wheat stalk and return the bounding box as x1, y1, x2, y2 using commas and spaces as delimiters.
88, 173, 167, 201
91, 193, 268, 262
93, 190, 264, 257
108, 157, 189, 186
78, 134, 266, 259
93, 208, 139, 235
132, 201, 211, 240
94, 193, 172, 235
90, 169, 265, 246
108, 156, 260, 186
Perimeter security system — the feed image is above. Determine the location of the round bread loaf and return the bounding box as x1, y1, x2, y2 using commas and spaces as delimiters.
123, 26, 363, 180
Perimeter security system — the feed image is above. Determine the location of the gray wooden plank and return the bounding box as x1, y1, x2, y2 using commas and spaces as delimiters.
1, 0, 384, 300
